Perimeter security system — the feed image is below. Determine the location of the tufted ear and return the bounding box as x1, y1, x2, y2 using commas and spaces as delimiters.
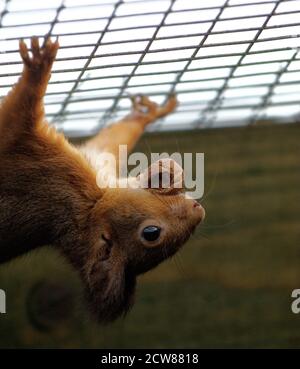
137, 158, 184, 195
83, 235, 136, 323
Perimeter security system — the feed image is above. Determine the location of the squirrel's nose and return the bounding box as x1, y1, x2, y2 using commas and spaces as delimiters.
192, 200, 205, 223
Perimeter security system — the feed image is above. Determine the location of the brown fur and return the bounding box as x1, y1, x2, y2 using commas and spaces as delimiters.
0, 38, 205, 322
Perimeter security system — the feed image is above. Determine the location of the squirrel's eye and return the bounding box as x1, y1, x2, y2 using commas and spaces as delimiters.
142, 226, 161, 242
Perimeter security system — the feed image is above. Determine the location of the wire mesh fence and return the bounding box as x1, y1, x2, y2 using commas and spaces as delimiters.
0, 0, 300, 136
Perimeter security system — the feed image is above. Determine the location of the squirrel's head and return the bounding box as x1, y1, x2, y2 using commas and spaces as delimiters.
83, 159, 204, 322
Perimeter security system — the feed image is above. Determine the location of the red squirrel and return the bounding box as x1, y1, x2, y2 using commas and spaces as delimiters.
0, 38, 205, 322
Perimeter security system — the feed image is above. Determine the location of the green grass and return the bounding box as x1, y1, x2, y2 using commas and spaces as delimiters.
0, 123, 300, 348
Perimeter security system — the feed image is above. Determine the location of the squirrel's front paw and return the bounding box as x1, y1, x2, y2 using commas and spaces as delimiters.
19, 36, 59, 74
128, 94, 178, 126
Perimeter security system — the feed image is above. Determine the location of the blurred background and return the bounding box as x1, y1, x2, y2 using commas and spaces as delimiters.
0, 0, 300, 348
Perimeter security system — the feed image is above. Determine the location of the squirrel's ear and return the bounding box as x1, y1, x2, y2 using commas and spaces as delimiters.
137, 158, 184, 195
83, 235, 136, 323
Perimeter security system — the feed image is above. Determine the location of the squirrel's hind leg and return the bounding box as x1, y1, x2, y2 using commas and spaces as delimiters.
0, 37, 59, 150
